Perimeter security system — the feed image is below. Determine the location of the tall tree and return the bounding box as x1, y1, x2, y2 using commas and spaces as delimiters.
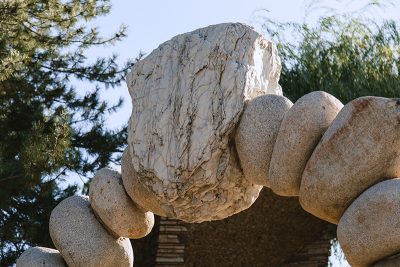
0, 1, 135, 265
262, 1, 400, 103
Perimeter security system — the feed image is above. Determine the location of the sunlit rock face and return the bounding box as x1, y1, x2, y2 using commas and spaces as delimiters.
338, 178, 400, 267
125, 23, 282, 222
235, 94, 293, 187
16, 247, 67, 267
300, 96, 400, 224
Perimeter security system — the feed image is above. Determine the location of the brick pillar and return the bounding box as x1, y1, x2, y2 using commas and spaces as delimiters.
155, 217, 187, 266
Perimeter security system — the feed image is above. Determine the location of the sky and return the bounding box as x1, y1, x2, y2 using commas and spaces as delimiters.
74, 1, 400, 266
91, 0, 400, 131
90, 0, 307, 129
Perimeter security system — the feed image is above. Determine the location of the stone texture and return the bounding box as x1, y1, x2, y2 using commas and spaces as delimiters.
121, 149, 168, 217
338, 179, 400, 267
49, 195, 133, 267
374, 253, 400, 267
125, 23, 279, 222
16, 247, 67, 267
183, 188, 333, 267
236, 94, 293, 186
299, 96, 400, 224
269, 91, 343, 196
89, 168, 154, 239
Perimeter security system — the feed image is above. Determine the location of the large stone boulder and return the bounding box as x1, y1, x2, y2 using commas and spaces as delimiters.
89, 168, 154, 239
125, 23, 282, 222
338, 179, 400, 267
269, 91, 343, 196
16, 247, 67, 267
235, 94, 293, 186
49, 195, 133, 267
300, 96, 400, 224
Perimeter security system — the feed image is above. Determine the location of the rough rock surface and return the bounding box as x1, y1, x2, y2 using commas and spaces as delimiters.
300, 96, 400, 224
121, 149, 168, 217
89, 168, 154, 239
269, 91, 343, 196
338, 179, 400, 267
16, 247, 67, 267
125, 23, 280, 222
235, 94, 293, 186
49, 195, 133, 267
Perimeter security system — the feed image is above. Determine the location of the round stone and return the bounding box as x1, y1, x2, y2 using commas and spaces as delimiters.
299, 96, 400, 224
125, 23, 276, 222
338, 179, 400, 267
49, 195, 133, 267
374, 254, 400, 267
269, 91, 343, 196
89, 168, 154, 239
236, 94, 293, 186
16, 247, 67, 267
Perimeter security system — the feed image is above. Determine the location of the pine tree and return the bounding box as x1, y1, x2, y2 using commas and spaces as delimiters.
0, 1, 135, 265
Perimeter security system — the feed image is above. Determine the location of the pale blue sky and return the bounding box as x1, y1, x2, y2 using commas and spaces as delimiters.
91, 0, 399, 131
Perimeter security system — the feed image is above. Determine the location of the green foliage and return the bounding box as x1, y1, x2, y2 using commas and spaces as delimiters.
262, 2, 400, 103
0, 0, 135, 265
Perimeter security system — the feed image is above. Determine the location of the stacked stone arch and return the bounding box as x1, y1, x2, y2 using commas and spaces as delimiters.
17, 23, 400, 267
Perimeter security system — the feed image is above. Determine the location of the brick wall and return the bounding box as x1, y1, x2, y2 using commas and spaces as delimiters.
151, 188, 333, 267
155, 218, 187, 266
281, 238, 332, 267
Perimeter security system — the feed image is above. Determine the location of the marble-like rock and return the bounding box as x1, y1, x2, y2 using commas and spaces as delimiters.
16, 247, 67, 267
121, 149, 168, 217
338, 179, 400, 267
49, 195, 133, 267
269, 91, 343, 196
299, 97, 400, 224
236, 94, 293, 186
89, 168, 154, 239
125, 23, 280, 222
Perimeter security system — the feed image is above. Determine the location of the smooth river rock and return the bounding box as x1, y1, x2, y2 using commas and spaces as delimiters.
235, 94, 293, 186
300, 96, 400, 224
16, 247, 67, 267
49, 195, 133, 267
374, 253, 400, 267
89, 168, 154, 239
269, 91, 343, 196
338, 179, 400, 267
125, 23, 279, 222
